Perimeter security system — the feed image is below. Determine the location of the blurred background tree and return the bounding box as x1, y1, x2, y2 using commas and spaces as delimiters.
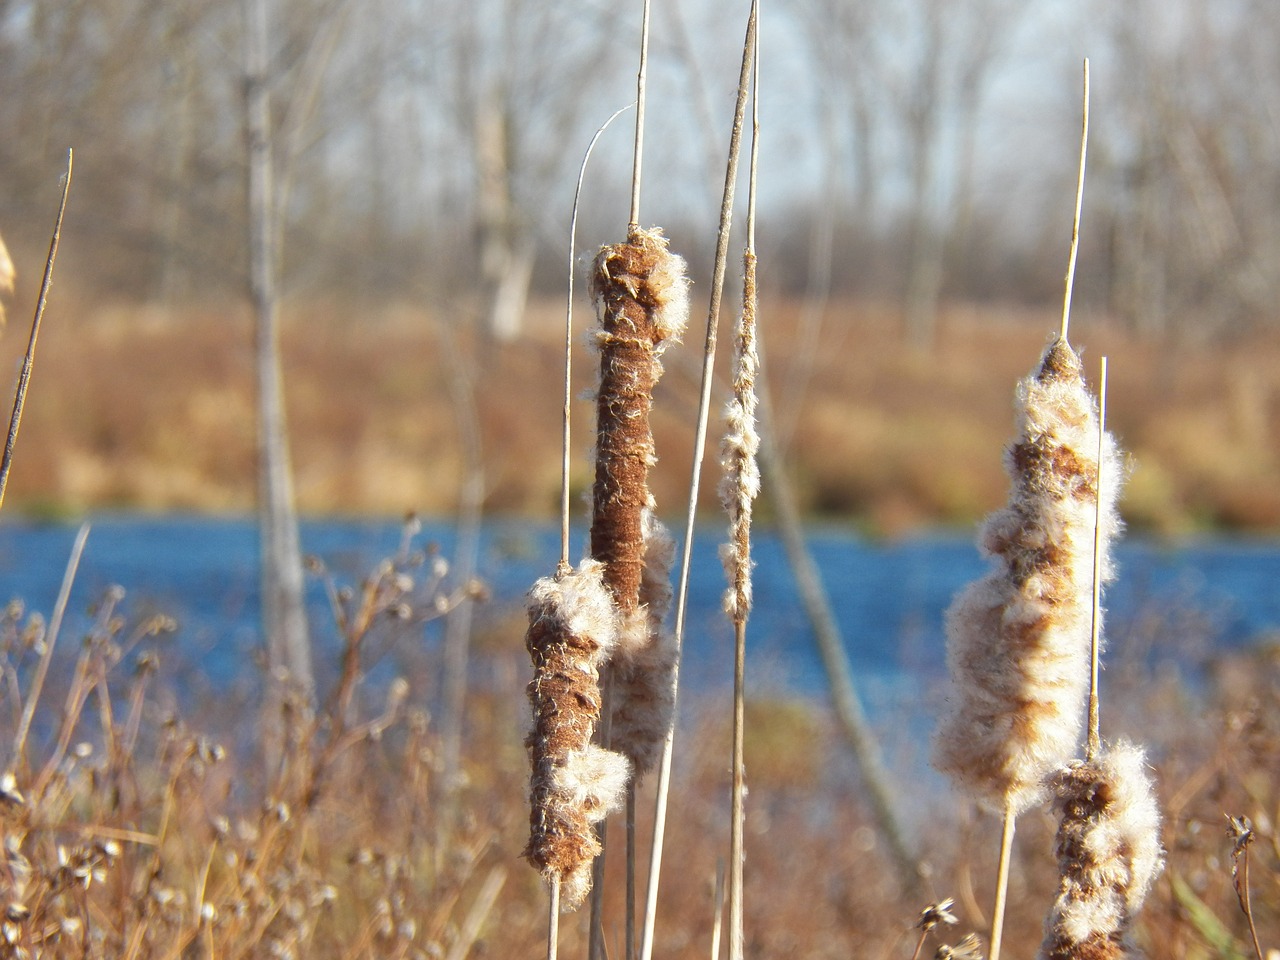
2, 0, 1278, 341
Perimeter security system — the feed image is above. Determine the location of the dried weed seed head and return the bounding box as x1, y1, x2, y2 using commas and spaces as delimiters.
588, 226, 689, 613
933, 337, 1124, 815
523, 560, 631, 908
1039, 741, 1164, 960
607, 507, 678, 777
719, 250, 761, 623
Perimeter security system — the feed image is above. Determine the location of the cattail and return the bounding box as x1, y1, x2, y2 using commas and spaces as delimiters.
589, 225, 688, 775
719, 250, 761, 623
524, 559, 631, 908
1039, 741, 1164, 959
933, 336, 1123, 815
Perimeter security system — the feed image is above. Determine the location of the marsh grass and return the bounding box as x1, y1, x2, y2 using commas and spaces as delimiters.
0, 568, 1273, 958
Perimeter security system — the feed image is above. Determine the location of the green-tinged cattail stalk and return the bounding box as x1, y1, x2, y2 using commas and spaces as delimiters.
589, 225, 689, 775
524, 560, 631, 908
933, 336, 1123, 816
1039, 741, 1164, 959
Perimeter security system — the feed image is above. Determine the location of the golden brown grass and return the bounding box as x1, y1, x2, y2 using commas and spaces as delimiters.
5, 295, 1277, 533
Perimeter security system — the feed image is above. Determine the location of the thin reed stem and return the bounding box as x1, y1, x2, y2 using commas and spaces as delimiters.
0, 149, 72, 511
563, 104, 634, 570
1087, 356, 1108, 762
1059, 59, 1089, 344
729, 617, 747, 960
627, 785, 638, 960
629, 0, 652, 230
711, 862, 726, 960
990, 802, 1016, 960
641, 8, 757, 960
728, 25, 760, 959
546, 878, 560, 960
12, 521, 90, 765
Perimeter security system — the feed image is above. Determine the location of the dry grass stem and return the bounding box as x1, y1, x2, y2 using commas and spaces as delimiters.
0, 150, 72, 512
1227, 815, 1265, 960
1039, 742, 1164, 959
524, 560, 631, 909
643, 8, 757, 958
1060, 59, 1089, 344
629, 0, 652, 230
1087, 357, 1108, 761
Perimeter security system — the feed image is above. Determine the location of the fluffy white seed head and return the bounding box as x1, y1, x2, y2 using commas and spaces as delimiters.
933, 338, 1124, 815
1039, 740, 1164, 959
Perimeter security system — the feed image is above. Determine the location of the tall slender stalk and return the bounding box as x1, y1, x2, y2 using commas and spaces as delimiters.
989, 802, 1016, 960
11, 522, 90, 766
723, 16, 761, 959
640, 8, 757, 960
1086, 357, 1107, 762
0, 150, 72, 512
1060, 59, 1089, 344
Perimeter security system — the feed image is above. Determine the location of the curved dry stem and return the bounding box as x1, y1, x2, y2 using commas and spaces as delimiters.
562, 104, 635, 570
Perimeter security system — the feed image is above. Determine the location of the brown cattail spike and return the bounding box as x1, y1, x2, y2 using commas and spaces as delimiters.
1039, 741, 1164, 959
589, 226, 688, 778
524, 560, 631, 908
589, 226, 689, 613
933, 336, 1124, 816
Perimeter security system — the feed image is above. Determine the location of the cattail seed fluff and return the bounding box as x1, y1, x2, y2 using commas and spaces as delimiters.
933, 337, 1124, 815
524, 560, 631, 908
719, 250, 761, 622
1039, 741, 1164, 959
607, 506, 678, 776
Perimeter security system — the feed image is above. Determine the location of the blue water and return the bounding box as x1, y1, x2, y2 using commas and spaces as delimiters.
1, 515, 1277, 708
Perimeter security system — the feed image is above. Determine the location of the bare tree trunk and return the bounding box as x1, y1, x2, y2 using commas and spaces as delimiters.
475, 90, 532, 343
245, 0, 313, 766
